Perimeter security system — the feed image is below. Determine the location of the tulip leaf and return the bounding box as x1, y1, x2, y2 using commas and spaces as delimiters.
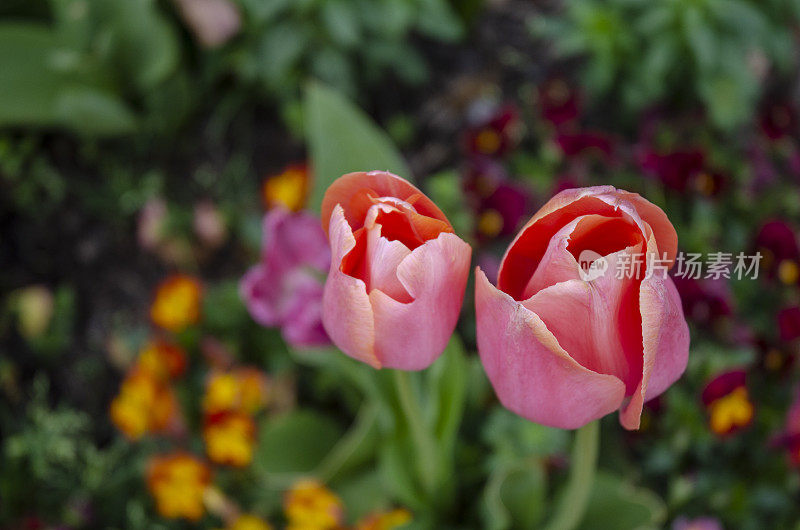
576, 472, 666, 530
255, 410, 343, 477
304, 81, 411, 214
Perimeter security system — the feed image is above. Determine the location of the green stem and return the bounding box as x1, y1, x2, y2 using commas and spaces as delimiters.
543, 421, 600, 530
393, 370, 439, 496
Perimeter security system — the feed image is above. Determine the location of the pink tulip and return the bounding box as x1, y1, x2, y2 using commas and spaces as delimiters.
321, 171, 472, 370
475, 186, 689, 429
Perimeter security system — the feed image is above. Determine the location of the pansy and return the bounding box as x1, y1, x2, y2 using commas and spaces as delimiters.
754, 220, 800, 284
283, 479, 344, 530
463, 104, 521, 158
262, 164, 310, 212
701, 370, 754, 436
150, 275, 203, 333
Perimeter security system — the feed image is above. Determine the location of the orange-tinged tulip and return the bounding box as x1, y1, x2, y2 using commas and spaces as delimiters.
320, 171, 472, 370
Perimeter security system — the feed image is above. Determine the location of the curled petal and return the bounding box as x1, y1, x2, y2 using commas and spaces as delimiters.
321, 171, 450, 235
323, 206, 379, 367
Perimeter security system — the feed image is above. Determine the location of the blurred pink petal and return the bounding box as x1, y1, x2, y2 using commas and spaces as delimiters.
240, 208, 331, 349
173, 0, 241, 48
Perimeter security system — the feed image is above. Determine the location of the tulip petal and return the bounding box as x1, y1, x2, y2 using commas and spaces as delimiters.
322, 171, 450, 235
522, 246, 644, 394
370, 233, 471, 370
619, 248, 689, 429
322, 206, 379, 367
475, 268, 626, 429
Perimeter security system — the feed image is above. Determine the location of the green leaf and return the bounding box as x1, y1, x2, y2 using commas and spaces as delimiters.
304, 82, 410, 213
482, 463, 547, 530
255, 410, 343, 476
321, 0, 361, 48
56, 87, 137, 135
427, 336, 468, 452
576, 473, 666, 530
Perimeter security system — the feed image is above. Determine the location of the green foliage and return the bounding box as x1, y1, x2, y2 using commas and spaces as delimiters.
234, 0, 464, 103
536, 0, 799, 129
305, 82, 411, 212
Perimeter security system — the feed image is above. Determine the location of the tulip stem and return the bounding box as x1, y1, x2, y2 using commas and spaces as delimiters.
543, 420, 600, 530
393, 370, 438, 496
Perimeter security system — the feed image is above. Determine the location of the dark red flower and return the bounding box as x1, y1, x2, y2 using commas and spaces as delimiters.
774, 388, 800, 465
760, 100, 798, 141
672, 276, 732, 327
639, 148, 706, 193
539, 78, 581, 128
778, 306, 800, 342
754, 220, 800, 283
555, 131, 614, 159
464, 104, 520, 158
476, 181, 530, 239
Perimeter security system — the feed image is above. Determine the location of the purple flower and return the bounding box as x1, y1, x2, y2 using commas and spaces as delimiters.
240, 208, 331, 348
673, 516, 723, 530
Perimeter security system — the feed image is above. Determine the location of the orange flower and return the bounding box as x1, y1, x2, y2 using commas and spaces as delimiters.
147, 453, 211, 521
203, 368, 269, 415
225, 514, 273, 530
203, 411, 257, 467
355, 508, 412, 530
284, 479, 344, 530
137, 340, 187, 380
151, 275, 202, 332
110, 369, 178, 440
262, 164, 310, 212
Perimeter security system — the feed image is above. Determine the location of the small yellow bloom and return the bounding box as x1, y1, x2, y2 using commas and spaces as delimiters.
150, 275, 202, 332
137, 340, 187, 380
203, 369, 269, 415
147, 453, 211, 521
708, 387, 754, 436
778, 259, 800, 285
475, 128, 502, 155
227, 514, 273, 530
263, 164, 310, 212
478, 209, 504, 237
203, 412, 257, 467
110, 369, 178, 440
284, 479, 344, 530
355, 508, 412, 530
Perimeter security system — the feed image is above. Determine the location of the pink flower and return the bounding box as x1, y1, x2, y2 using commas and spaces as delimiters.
320, 171, 472, 370
240, 208, 330, 348
475, 186, 689, 429
172, 0, 241, 48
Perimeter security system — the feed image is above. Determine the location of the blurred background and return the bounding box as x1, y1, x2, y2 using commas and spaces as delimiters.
2, 0, 800, 529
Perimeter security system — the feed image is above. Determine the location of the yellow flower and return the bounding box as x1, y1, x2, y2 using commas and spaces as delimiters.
284, 479, 344, 530
237, 367, 269, 414
355, 508, 412, 530
708, 387, 754, 436
263, 164, 310, 212
150, 275, 202, 332
203, 369, 269, 415
110, 369, 178, 440
203, 411, 256, 467
137, 340, 187, 380
147, 453, 211, 521
227, 514, 274, 530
